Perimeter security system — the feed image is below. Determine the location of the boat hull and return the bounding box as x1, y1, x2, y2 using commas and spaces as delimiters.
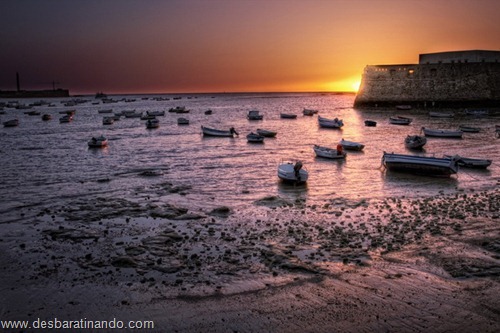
340, 140, 364, 151
278, 163, 308, 183
405, 135, 427, 150
313, 145, 346, 159
383, 153, 458, 176
201, 126, 236, 137
422, 127, 463, 138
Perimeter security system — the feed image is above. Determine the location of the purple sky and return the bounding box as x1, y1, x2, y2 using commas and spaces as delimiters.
1, 0, 499, 94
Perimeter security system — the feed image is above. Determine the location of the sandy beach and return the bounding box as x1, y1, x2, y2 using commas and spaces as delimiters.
1, 185, 499, 332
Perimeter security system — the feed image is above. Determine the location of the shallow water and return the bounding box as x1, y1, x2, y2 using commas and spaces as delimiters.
0, 93, 499, 217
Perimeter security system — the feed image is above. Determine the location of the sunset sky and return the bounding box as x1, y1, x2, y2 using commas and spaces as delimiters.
1, 0, 499, 95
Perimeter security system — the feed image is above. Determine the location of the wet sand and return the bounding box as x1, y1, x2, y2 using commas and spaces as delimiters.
1, 186, 499, 332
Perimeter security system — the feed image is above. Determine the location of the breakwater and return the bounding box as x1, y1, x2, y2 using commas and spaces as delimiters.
354, 50, 500, 108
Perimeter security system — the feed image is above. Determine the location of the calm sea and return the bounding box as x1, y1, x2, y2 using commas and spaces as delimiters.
0, 93, 498, 219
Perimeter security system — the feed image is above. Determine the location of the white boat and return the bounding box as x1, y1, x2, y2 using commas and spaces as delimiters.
421, 127, 463, 138
429, 111, 454, 118
88, 135, 108, 148
146, 118, 160, 129
382, 152, 459, 177
405, 135, 427, 150
256, 128, 277, 137
102, 117, 114, 125
278, 161, 308, 183
339, 139, 364, 151
3, 119, 19, 127
318, 116, 344, 129
246, 132, 265, 143
280, 113, 297, 119
303, 108, 318, 116
177, 117, 189, 125
389, 116, 412, 125
247, 110, 263, 120
201, 125, 238, 137
59, 115, 73, 123
313, 145, 346, 159
444, 155, 492, 169
458, 125, 480, 133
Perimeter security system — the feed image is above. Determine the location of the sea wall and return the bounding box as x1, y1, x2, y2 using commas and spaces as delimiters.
354, 62, 500, 108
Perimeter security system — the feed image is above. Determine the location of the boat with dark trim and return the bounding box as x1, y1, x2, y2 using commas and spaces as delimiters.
389, 116, 412, 125
3, 119, 19, 127
318, 116, 344, 129
88, 135, 108, 148
405, 135, 427, 150
278, 161, 308, 183
444, 155, 492, 169
256, 128, 277, 137
458, 125, 481, 133
382, 152, 459, 176
246, 132, 265, 143
201, 125, 238, 137
421, 127, 463, 138
280, 113, 297, 119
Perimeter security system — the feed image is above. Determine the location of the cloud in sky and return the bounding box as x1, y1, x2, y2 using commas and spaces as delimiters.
1, 0, 499, 94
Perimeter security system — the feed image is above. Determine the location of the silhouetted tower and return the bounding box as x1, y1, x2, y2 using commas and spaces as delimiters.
16, 72, 20, 91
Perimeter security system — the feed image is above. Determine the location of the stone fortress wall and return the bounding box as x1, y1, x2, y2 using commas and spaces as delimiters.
354, 50, 500, 108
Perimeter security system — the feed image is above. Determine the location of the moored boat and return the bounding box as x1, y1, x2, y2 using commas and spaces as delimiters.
339, 139, 364, 151
42, 114, 52, 121
429, 111, 454, 118
303, 108, 318, 116
98, 109, 113, 114
313, 145, 346, 159
88, 135, 108, 148
147, 110, 165, 117
396, 105, 412, 110
246, 132, 265, 143
421, 127, 463, 138
204, 109, 213, 115
278, 161, 308, 183
3, 119, 19, 127
59, 115, 73, 123
146, 118, 160, 129
465, 109, 489, 116
389, 116, 412, 125
247, 110, 263, 120
364, 120, 377, 127
318, 116, 344, 129
103, 116, 114, 125
201, 125, 238, 137
256, 128, 277, 137
444, 155, 492, 169
458, 125, 480, 133
405, 135, 427, 150
382, 152, 459, 176
177, 117, 189, 125
169, 106, 189, 113
280, 113, 297, 119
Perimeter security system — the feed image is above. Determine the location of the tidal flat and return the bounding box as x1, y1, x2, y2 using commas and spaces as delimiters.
1, 186, 499, 332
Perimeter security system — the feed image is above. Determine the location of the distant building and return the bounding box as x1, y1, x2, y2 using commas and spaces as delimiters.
354, 50, 500, 108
